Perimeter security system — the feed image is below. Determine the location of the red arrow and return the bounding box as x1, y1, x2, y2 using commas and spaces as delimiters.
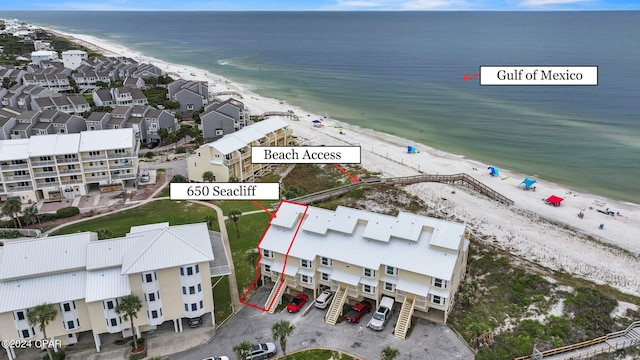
463, 74, 480, 81
333, 164, 359, 183
251, 200, 275, 218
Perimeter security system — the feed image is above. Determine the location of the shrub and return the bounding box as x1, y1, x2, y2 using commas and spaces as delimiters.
56, 206, 80, 218
0, 230, 21, 238
39, 213, 59, 222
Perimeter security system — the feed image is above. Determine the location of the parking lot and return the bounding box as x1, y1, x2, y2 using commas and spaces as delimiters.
170, 287, 475, 360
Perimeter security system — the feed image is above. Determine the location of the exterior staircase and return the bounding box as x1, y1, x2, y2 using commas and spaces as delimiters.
394, 297, 415, 339
264, 278, 287, 313
325, 286, 347, 325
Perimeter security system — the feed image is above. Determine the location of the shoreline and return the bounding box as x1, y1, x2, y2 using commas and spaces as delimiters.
28, 25, 640, 297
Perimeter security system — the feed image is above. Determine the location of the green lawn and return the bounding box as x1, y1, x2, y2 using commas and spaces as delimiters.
212, 276, 233, 325
51, 199, 216, 237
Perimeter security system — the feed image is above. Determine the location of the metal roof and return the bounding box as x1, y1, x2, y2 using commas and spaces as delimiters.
260, 203, 467, 281
0, 271, 86, 313
396, 279, 430, 297
78, 128, 134, 152
207, 117, 289, 155
0, 232, 92, 281
329, 269, 361, 286
85, 268, 131, 303
28, 132, 81, 156
121, 223, 214, 274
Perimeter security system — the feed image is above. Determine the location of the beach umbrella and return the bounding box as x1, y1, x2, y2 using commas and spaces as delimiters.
312, 119, 322, 123
520, 177, 537, 190
488, 166, 499, 176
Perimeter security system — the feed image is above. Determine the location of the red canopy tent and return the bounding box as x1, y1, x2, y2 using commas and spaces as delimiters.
545, 195, 564, 207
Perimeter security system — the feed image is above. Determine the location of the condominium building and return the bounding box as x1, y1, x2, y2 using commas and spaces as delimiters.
187, 117, 293, 183
0, 222, 222, 360
259, 202, 469, 339
0, 128, 139, 204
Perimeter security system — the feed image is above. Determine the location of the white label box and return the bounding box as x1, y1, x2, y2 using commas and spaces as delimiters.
251, 146, 361, 164
480, 66, 598, 86
170, 183, 280, 200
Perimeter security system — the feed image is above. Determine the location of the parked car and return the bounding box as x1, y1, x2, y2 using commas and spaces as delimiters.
202, 357, 229, 360
246, 342, 277, 360
188, 316, 202, 328
140, 170, 150, 183
344, 300, 372, 323
147, 142, 158, 149
286, 293, 308, 313
314, 290, 334, 309
367, 296, 394, 330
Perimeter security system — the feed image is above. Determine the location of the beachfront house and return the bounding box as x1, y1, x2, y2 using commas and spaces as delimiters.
167, 80, 208, 116
0, 222, 228, 360
61, 49, 88, 70
200, 98, 248, 143
0, 128, 138, 204
259, 202, 469, 339
186, 116, 292, 183
30, 50, 59, 66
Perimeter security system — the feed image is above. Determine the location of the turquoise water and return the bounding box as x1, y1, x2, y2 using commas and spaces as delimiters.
2, 11, 638, 203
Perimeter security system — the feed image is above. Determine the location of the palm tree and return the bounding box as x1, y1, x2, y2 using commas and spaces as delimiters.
232, 340, 253, 360
271, 320, 295, 359
22, 204, 40, 226
27, 303, 58, 360
115, 295, 143, 350
204, 215, 217, 230
97, 228, 112, 240
2, 198, 22, 228
381, 346, 400, 360
228, 209, 241, 239
202, 171, 215, 183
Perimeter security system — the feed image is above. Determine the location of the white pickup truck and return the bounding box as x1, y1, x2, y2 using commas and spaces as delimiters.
367, 296, 394, 331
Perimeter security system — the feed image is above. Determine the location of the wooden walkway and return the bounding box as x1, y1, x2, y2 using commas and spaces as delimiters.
514, 321, 640, 360
211, 90, 243, 99
258, 111, 300, 121
283, 173, 514, 207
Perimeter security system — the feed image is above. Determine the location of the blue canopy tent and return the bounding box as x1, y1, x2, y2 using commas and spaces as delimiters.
407, 146, 417, 154
488, 166, 499, 176
520, 177, 537, 190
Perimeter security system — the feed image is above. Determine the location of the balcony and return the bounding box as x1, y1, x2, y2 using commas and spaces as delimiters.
58, 168, 82, 175
60, 179, 83, 185
107, 152, 133, 159
111, 173, 135, 180
83, 154, 107, 160
109, 163, 134, 170
3, 175, 31, 181
36, 182, 59, 189
33, 171, 58, 178
84, 166, 109, 171
7, 186, 34, 193
31, 160, 56, 167
1, 163, 29, 170
56, 157, 79, 164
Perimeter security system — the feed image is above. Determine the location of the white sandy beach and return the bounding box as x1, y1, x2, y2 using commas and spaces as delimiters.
59, 30, 640, 298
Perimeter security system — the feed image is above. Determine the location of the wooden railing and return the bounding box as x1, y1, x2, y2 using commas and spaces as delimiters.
258, 111, 300, 121
513, 336, 608, 360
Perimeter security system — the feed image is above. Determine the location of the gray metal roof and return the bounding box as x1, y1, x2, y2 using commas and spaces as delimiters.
0, 271, 86, 313
85, 268, 131, 303
260, 203, 467, 281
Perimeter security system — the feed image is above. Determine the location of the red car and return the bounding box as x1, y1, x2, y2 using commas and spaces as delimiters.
344, 300, 372, 323
286, 293, 309, 313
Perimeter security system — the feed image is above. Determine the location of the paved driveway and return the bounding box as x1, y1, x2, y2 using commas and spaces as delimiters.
169, 288, 475, 360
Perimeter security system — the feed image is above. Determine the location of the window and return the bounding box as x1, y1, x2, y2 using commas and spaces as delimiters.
195, 264, 199, 273
262, 249, 273, 258
67, 320, 75, 329
151, 310, 158, 319
187, 104, 194, 110
431, 295, 444, 305
321, 257, 332, 266
264, 265, 271, 273
110, 318, 118, 326
191, 303, 197, 311
384, 282, 396, 292
199, 300, 204, 309
362, 284, 376, 294
215, 129, 223, 136
432, 278, 447, 289
43, 166, 54, 172
39, 156, 52, 161
145, 273, 153, 283
106, 300, 114, 309
385, 266, 398, 276
189, 286, 196, 295
321, 272, 330, 282
300, 275, 313, 284
187, 267, 193, 276
148, 293, 156, 302
88, 151, 100, 156
182, 286, 187, 295
67, 164, 76, 169
21, 329, 31, 339
70, 175, 78, 180
300, 259, 312, 268
363, 268, 377, 278
180, 267, 184, 276
63, 303, 71, 312
16, 311, 26, 321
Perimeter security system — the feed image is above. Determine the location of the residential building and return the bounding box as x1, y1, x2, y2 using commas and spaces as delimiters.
201, 98, 248, 143
258, 202, 469, 339
61, 50, 88, 70
187, 117, 292, 183
85, 112, 110, 131
0, 222, 224, 360
167, 80, 208, 115
30, 50, 59, 65
0, 128, 138, 203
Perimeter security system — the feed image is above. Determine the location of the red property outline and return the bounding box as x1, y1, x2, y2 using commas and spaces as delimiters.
239, 199, 309, 312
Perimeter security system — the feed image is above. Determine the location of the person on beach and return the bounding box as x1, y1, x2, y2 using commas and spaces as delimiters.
358, 325, 364, 336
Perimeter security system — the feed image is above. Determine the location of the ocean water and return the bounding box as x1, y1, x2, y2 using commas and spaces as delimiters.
2, 11, 639, 204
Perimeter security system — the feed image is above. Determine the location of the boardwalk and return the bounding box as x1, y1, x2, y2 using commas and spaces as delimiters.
514, 321, 640, 360
284, 172, 514, 207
